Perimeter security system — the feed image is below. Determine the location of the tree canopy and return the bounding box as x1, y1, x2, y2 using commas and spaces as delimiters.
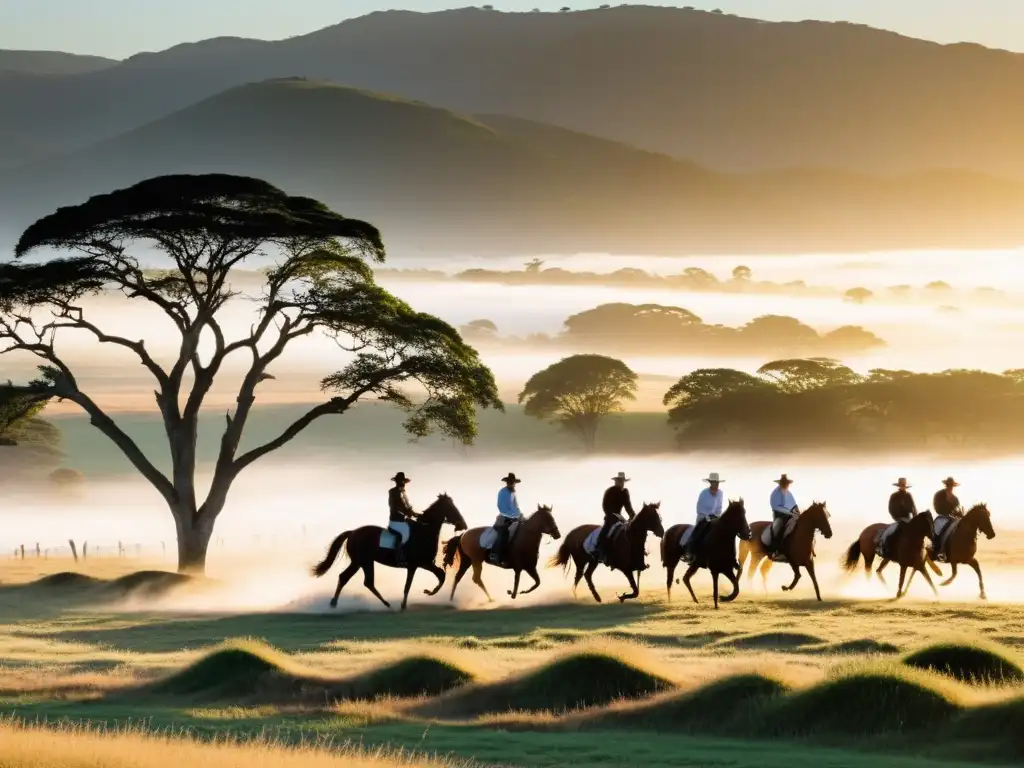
0, 174, 501, 572
518, 354, 637, 450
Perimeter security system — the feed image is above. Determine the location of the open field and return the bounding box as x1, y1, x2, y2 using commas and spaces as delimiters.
2, 557, 1024, 767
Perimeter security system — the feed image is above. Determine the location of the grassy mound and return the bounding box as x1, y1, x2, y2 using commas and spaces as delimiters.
346, 655, 476, 699
418, 650, 673, 718
903, 642, 1024, 684
756, 670, 961, 736
145, 642, 308, 701
31, 572, 103, 590
816, 638, 901, 655
107, 571, 192, 597
582, 673, 789, 732
715, 632, 824, 651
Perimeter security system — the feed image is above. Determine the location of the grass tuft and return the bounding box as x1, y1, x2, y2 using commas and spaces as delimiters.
902, 641, 1024, 684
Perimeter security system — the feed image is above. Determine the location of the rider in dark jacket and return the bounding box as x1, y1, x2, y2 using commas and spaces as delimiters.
388, 472, 416, 565
931, 477, 962, 557
595, 472, 635, 563
880, 477, 917, 558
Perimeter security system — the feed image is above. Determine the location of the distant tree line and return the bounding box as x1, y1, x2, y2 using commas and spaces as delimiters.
664, 359, 1024, 450
462, 302, 884, 356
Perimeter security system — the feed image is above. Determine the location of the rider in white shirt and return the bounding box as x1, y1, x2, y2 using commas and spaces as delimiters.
685, 472, 724, 560
766, 474, 799, 555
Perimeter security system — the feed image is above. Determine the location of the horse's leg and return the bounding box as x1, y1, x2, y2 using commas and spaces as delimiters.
875, 558, 890, 587
450, 556, 472, 601
571, 555, 585, 598
966, 558, 986, 600
720, 568, 741, 603
747, 552, 765, 586
583, 560, 602, 603
665, 559, 677, 600
401, 566, 417, 611
508, 570, 522, 599
471, 561, 493, 602
780, 563, 801, 593
918, 563, 939, 599
423, 563, 446, 596
940, 562, 959, 587
737, 540, 748, 580
682, 564, 700, 604
895, 565, 908, 599
863, 550, 876, 580
806, 560, 822, 602
712, 570, 720, 610
618, 569, 640, 603
362, 563, 391, 609
758, 558, 773, 594
331, 561, 360, 608
521, 566, 542, 595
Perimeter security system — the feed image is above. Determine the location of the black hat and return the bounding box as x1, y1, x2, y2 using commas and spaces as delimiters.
501, 473, 521, 484
392, 472, 410, 483
775, 474, 793, 485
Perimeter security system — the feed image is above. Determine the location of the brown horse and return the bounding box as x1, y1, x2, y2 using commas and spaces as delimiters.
737, 501, 833, 601
841, 510, 937, 599
550, 502, 665, 603
662, 499, 752, 608
442, 505, 561, 601
311, 493, 467, 611
928, 503, 996, 600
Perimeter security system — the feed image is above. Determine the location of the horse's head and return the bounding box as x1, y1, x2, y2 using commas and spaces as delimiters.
967, 502, 996, 540
532, 504, 561, 540
637, 501, 664, 538
805, 501, 833, 539
431, 493, 467, 532
724, 498, 752, 541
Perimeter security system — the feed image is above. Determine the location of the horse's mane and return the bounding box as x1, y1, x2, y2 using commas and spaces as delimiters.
965, 502, 990, 516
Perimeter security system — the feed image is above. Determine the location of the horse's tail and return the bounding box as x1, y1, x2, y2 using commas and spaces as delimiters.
311, 531, 351, 577
840, 539, 862, 573
442, 535, 462, 570
548, 538, 573, 573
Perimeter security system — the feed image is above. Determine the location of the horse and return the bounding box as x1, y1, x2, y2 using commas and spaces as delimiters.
737, 501, 833, 601
550, 502, 665, 603
311, 493, 467, 611
442, 505, 561, 601
841, 510, 937, 599
927, 503, 996, 600
662, 499, 752, 609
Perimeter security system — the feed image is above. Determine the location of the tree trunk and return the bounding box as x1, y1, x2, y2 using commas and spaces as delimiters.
174, 509, 218, 575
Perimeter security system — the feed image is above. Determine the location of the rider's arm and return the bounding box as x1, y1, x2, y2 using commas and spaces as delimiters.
713, 491, 723, 516
770, 487, 787, 514
623, 489, 636, 518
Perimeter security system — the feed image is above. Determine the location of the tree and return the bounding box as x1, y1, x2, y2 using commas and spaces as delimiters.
663, 368, 770, 418
926, 280, 952, 291
524, 257, 545, 273
821, 325, 885, 351
0, 174, 502, 573
681, 266, 718, 288
459, 318, 499, 340
844, 287, 873, 304
518, 355, 637, 450
756, 358, 861, 393
731, 265, 752, 282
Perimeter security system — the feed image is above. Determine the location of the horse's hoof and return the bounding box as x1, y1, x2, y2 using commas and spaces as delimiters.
329, 599, 338, 609
781, 586, 791, 592
980, 593, 988, 601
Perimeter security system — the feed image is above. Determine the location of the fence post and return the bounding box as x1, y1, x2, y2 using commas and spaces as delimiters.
68, 540, 79, 563
83, 541, 88, 560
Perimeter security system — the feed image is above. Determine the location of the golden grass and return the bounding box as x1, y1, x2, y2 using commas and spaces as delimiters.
0, 720, 453, 768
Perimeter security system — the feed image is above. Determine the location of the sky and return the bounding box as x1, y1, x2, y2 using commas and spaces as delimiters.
2, 0, 1023, 59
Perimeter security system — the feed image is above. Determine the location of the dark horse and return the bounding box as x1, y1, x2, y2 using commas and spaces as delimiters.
737, 501, 833, 601
311, 493, 467, 611
842, 510, 937, 599
442, 505, 561, 601
927, 503, 996, 600
662, 499, 752, 609
550, 502, 665, 603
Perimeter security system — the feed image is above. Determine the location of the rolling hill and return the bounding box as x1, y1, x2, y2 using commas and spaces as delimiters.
2, 77, 1024, 256
2, 7, 1024, 180
0, 49, 117, 76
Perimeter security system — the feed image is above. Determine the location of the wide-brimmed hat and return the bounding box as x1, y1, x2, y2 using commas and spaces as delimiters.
893, 478, 911, 489
775, 474, 793, 485
704, 472, 723, 484
502, 473, 522, 484
942, 477, 960, 487
612, 472, 630, 482
391, 472, 410, 483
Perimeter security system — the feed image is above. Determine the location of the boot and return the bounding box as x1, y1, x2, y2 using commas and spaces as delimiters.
395, 544, 407, 567
594, 528, 608, 563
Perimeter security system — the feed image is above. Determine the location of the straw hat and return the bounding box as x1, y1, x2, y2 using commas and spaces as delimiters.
704, 472, 723, 484
612, 472, 630, 482
893, 478, 911, 489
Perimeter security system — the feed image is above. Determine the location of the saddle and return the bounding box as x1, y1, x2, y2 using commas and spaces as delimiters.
931, 517, 960, 563
679, 518, 716, 564
480, 517, 522, 551
584, 521, 625, 558
379, 520, 414, 550
760, 515, 799, 562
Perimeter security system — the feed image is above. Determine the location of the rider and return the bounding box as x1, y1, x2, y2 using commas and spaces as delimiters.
685, 472, 724, 561
595, 472, 636, 564
931, 476, 963, 559
491, 472, 523, 564
387, 472, 417, 566
878, 477, 917, 558
765, 474, 799, 557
